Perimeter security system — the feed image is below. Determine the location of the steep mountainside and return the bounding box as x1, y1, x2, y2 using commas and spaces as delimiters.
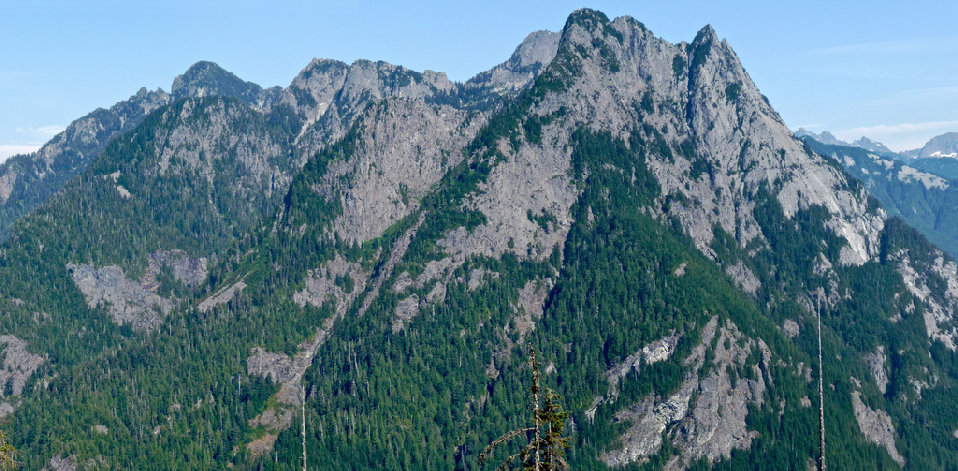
0, 61, 289, 240
2, 9, 958, 471
0, 87, 170, 239
803, 137, 958, 258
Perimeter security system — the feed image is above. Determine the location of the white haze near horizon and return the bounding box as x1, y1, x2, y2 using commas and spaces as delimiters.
0, 145, 40, 162
830, 121, 958, 152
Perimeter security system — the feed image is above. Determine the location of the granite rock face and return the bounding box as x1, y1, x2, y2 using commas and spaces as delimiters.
601, 317, 770, 467
863, 346, 889, 394
465, 30, 561, 99
852, 391, 905, 466
895, 251, 958, 350
0, 335, 45, 397
66, 263, 173, 332
328, 99, 481, 244
526, 13, 887, 271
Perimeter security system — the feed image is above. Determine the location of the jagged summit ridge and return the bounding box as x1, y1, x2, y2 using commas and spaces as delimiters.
171, 60, 273, 104
546, 9, 883, 265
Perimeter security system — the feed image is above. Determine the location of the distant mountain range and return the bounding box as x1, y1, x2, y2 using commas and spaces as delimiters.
795, 128, 958, 163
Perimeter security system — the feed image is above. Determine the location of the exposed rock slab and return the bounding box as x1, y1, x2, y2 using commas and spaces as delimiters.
783, 319, 800, 338
246, 433, 278, 461
670, 322, 766, 465
511, 278, 554, 342
602, 375, 696, 466
725, 261, 760, 296
439, 121, 579, 262
602, 317, 768, 467
895, 252, 958, 350
67, 263, 173, 332
198, 280, 246, 313
465, 30, 561, 96
330, 99, 480, 244
293, 254, 365, 311
146, 249, 208, 287
605, 333, 680, 400
0, 335, 45, 397
852, 391, 904, 466
863, 347, 889, 395
42, 456, 78, 471
248, 408, 293, 432
392, 294, 421, 333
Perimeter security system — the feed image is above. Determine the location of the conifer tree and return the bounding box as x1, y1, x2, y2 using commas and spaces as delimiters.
0, 430, 16, 471
479, 348, 569, 470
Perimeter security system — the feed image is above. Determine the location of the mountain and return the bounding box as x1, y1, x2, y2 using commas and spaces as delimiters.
170, 60, 281, 106
802, 136, 958, 258
795, 127, 848, 146
3, 9, 958, 470
918, 132, 958, 159
464, 30, 561, 106
895, 133, 958, 181
0, 61, 289, 241
0, 87, 171, 239
853, 136, 897, 155
796, 128, 903, 160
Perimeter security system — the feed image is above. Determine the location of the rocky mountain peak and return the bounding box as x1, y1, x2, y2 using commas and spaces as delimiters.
852, 136, 895, 155
693, 24, 719, 44
171, 60, 265, 103
795, 128, 847, 146
510, 30, 561, 70
464, 29, 560, 100
919, 132, 958, 159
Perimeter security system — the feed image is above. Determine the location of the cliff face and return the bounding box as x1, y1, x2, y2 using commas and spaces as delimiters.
2, 8, 957, 470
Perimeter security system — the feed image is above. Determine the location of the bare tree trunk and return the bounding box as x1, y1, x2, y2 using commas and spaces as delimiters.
531, 348, 541, 471
302, 384, 307, 471
817, 294, 827, 471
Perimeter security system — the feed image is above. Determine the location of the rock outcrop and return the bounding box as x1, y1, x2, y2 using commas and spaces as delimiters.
465, 30, 561, 99
602, 317, 770, 467
851, 391, 905, 466
171, 61, 278, 108
0, 335, 45, 398
197, 280, 246, 313
42, 456, 78, 471
293, 254, 365, 311
511, 278, 554, 342
895, 252, 958, 350
67, 263, 173, 332
328, 99, 481, 244
863, 347, 889, 394
147, 250, 208, 287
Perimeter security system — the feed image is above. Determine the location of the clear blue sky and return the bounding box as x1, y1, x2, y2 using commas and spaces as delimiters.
2, 0, 956, 159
